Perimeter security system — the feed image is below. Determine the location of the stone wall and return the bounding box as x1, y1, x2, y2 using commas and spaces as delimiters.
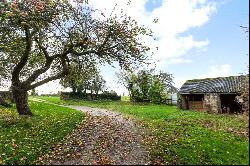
203, 93, 221, 113
178, 93, 223, 113
177, 94, 188, 109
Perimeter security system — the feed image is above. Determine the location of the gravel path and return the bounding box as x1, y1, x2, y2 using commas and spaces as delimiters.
34, 99, 150, 165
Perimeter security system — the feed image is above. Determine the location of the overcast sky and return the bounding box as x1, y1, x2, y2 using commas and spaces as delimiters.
32, 0, 249, 95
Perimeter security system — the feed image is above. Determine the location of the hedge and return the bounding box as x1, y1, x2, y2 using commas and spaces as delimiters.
60, 91, 121, 101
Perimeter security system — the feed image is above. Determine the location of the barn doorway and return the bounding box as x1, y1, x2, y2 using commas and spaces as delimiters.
220, 94, 241, 114
187, 94, 204, 110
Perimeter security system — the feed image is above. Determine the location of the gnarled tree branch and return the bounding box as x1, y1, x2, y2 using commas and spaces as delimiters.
23, 38, 54, 85
27, 55, 69, 90
11, 27, 32, 85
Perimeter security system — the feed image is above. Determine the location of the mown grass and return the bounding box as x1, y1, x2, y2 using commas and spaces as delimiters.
34, 96, 249, 165
0, 101, 84, 165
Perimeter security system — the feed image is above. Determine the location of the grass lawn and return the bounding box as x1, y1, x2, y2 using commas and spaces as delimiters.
34, 96, 249, 165
0, 101, 84, 165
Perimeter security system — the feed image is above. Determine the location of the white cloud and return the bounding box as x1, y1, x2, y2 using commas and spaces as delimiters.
85, 0, 217, 94
149, 0, 216, 36
174, 64, 232, 88
147, 0, 215, 66
198, 64, 232, 79
88, 0, 216, 66
155, 36, 209, 62
174, 77, 188, 88
165, 58, 192, 65
36, 0, 218, 94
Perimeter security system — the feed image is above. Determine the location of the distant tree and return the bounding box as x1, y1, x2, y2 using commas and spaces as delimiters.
30, 88, 38, 96
148, 75, 163, 103
136, 70, 152, 101
0, 0, 152, 115
117, 69, 176, 103
116, 69, 137, 99
89, 72, 106, 99
60, 63, 106, 100
60, 62, 97, 94
157, 71, 177, 93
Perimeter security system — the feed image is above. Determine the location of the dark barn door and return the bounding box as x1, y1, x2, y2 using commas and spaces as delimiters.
220, 94, 241, 114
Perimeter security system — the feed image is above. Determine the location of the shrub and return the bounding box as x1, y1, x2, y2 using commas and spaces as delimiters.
118, 69, 176, 104
60, 91, 121, 101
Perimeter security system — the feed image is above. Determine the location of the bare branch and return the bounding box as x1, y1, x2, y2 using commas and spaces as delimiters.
23, 38, 55, 85
34, 38, 50, 60
28, 71, 66, 90
71, 49, 98, 56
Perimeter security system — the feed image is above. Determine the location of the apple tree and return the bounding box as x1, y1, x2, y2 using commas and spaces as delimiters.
0, 0, 152, 115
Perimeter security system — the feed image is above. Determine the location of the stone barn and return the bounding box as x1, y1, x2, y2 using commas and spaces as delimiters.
177, 75, 245, 114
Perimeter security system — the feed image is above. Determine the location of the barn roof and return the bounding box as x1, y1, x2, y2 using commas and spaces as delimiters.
179, 75, 246, 94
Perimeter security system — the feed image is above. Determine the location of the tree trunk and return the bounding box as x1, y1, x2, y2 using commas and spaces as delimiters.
90, 90, 93, 100
72, 87, 76, 94
13, 90, 32, 116
95, 90, 98, 100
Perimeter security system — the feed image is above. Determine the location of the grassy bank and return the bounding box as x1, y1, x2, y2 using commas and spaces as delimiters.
0, 101, 84, 165
33, 96, 249, 165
